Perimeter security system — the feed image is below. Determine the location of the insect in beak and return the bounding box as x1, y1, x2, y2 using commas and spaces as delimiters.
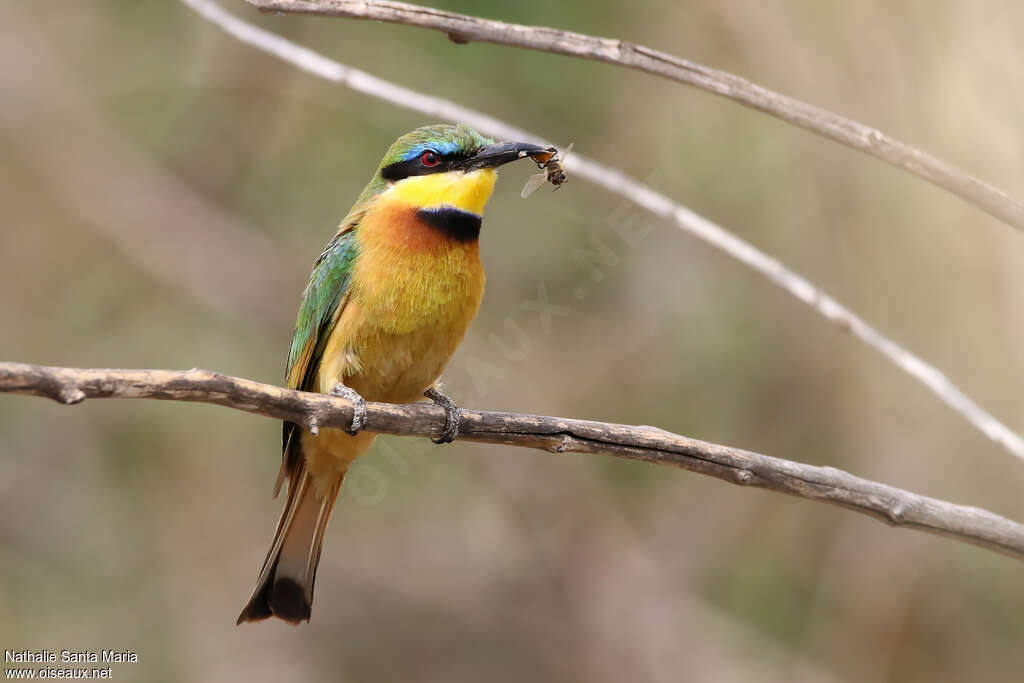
521, 143, 572, 198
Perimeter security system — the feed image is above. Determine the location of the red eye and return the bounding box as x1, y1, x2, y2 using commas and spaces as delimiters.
420, 151, 440, 167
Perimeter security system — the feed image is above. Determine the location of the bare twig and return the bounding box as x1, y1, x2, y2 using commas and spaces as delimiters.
180, 0, 1024, 463
3, 361, 1023, 561
246, 0, 1024, 234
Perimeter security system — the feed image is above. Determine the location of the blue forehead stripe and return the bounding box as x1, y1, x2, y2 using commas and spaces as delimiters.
402, 139, 464, 161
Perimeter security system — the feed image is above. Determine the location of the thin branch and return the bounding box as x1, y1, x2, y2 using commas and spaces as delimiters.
3, 361, 1024, 561
181, 0, 1024, 464
246, 0, 1024, 234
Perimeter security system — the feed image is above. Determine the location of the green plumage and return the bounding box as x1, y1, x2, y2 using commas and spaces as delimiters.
286, 230, 359, 392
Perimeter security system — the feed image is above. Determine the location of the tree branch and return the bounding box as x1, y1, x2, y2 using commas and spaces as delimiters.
246, 0, 1024, 234
180, 0, 1024, 465
2, 361, 1024, 562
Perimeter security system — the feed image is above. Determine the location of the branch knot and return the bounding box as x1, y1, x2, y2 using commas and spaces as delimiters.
59, 386, 86, 405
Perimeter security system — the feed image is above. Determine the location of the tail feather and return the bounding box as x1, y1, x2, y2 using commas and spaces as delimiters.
237, 463, 343, 625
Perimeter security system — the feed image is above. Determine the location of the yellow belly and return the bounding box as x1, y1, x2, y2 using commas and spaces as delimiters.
316, 290, 483, 404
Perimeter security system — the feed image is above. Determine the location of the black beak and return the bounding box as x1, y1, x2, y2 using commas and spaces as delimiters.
466, 141, 550, 170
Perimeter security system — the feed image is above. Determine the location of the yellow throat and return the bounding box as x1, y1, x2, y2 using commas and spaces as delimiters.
383, 168, 497, 215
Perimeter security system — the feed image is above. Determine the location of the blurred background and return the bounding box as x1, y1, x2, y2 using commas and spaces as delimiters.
2, 0, 1024, 680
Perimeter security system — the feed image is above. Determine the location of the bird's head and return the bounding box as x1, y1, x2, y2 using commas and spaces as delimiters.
358, 124, 547, 216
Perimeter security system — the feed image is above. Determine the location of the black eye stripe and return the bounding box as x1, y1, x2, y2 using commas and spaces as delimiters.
379, 150, 476, 181
380, 158, 422, 181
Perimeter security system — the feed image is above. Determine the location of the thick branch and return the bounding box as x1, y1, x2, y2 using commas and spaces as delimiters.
247, 0, 1024, 233
3, 361, 1024, 562
180, 0, 1024, 465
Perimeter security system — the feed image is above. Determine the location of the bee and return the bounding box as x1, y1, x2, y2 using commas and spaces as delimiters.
521, 143, 573, 198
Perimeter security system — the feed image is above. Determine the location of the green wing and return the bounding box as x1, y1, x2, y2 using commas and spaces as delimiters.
277, 224, 360, 494
285, 227, 360, 393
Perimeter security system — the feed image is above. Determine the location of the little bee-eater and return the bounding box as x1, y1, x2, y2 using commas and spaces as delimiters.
238, 124, 547, 624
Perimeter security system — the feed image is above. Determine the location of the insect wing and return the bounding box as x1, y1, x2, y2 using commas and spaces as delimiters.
521, 172, 548, 198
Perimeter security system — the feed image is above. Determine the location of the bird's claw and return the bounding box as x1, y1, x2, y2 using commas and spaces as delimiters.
424, 387, 460, 444
332, 383, 367, 436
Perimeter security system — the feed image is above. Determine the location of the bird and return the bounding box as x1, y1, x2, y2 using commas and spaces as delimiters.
237, 124, 547, 625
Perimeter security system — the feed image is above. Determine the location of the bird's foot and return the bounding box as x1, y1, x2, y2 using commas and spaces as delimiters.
424, 387, 461, 444
331, 383, 367, 436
